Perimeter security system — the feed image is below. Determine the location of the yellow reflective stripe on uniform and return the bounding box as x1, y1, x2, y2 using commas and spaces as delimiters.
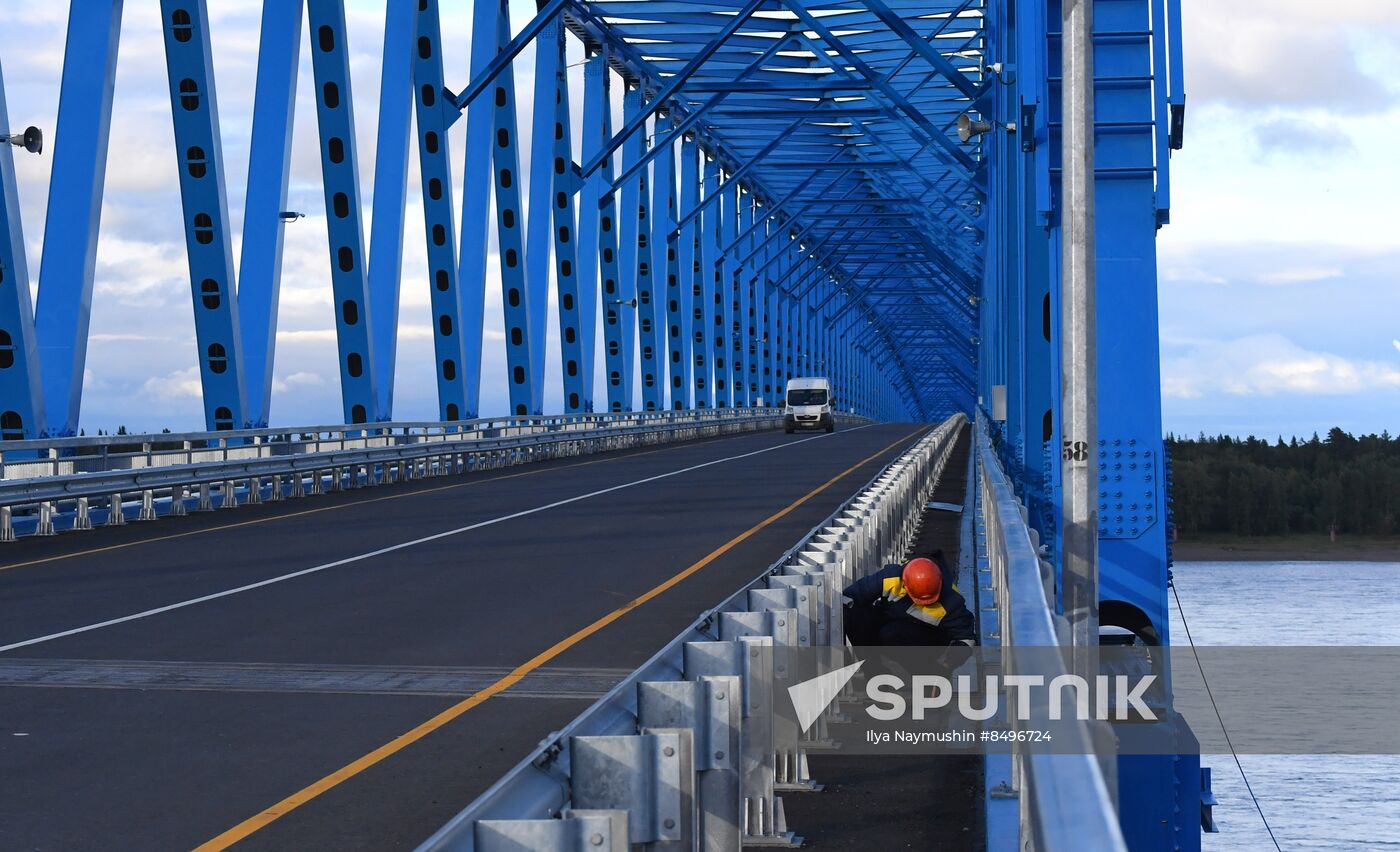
906, 602, 947, 626
882, 577, 903, 599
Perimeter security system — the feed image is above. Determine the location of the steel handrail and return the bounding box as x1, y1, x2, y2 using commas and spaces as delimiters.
0, 408, 776, 479
0, 410, 824, 539
976, 418, 1127, 852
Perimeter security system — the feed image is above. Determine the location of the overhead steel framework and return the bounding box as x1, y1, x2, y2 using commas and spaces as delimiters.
0, 0, 1003, 437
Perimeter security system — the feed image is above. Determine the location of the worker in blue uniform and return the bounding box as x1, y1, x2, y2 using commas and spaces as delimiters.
843, 552, 976, 647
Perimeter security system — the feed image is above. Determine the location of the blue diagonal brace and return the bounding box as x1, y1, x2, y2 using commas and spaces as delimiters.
237, 0, 302, 428
365, 0, 417, 420
413, 0, 471, 421
0, 55, 44, 438
159, 0, 249, 432
33, 0, 123, 437
306, 0, 378, 424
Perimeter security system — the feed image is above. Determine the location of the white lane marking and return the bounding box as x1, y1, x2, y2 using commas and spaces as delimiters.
1, 425, 877, 654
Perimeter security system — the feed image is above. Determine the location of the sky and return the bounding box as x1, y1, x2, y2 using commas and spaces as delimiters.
1, 1, 1397, 438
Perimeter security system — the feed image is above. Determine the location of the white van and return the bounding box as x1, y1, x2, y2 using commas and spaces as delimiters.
784, 377, 835, 434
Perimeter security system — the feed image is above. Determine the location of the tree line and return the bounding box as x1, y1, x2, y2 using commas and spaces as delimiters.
1168, 428, 1400, 538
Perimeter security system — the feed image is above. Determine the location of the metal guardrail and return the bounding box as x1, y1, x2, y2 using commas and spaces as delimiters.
418, 414, 966, 852
975, 417, 1128, 852
0, 409, 808, 541
0, 409, 777, 479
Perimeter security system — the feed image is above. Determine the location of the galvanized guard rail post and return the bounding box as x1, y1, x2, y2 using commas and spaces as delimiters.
419, 414, 965, 851
975, 415, 1127, 852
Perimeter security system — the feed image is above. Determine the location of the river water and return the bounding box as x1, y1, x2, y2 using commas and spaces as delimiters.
1170, 561, 1400, 851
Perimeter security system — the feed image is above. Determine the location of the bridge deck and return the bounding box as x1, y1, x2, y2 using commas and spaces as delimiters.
0, 423, 922, 850
783, 423, 983, 850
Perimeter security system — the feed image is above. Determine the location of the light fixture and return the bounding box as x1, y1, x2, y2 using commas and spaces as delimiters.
279, 211, 305, 222
956, 114, 993, 143
608, 298, 638, 308
1, 126, 42, 154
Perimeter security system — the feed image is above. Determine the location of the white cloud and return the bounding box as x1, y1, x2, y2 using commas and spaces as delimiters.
271, 371, 325, 393
1183, 0, 1400, 112
1253, 267, 1344, 286
140, 367, 204, 401
1164, 335, 1400, 399
1393, 340, 1400, 355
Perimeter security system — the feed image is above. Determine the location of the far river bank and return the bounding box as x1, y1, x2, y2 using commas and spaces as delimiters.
1174, 534, 1400, 562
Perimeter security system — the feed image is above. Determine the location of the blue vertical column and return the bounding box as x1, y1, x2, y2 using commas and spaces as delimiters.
33, 1, 123, 436
590, 57, 627, 411
636, 106, 663, 411
677, 134, 700, 405
365, 1, 416, 421
660, 135, 687, 409
575, 53, 604, 408
0, 56, 44, 438
705, 156, 727, 407
733, 190, 752, 406
159, 0, 248, 431
414, 0, 470, 421
772, 286, 786, 398
483, 0, 536, 416
687, 139, 709, 408
238, 0, 302, 427
543, 22, 587, 413
526, 15, 559, 403
457, 0, 496, 418
614, 83, 646, 408
306, 0, 379, 424
715, 177, 735, 408
694, 152, 718, 408
756, 221, 778, 405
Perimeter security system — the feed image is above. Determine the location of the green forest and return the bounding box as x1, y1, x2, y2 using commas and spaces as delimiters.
1168, 428, 1400, 538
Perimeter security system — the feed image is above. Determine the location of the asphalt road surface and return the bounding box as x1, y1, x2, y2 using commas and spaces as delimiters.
0, 423, 925, 851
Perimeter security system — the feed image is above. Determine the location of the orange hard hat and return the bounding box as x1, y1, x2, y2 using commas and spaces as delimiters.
902, 557, 942, 606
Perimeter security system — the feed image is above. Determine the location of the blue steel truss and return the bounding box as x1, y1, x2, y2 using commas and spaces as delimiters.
0, 0, 1020, 435
0, 11, 1199, 840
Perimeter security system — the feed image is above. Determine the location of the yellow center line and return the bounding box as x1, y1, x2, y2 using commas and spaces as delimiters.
0, 430, 763, 574
195, 427, 923, 851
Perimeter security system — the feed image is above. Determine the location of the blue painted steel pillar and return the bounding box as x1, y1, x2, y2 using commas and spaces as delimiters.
365, 0, 416, 421
414, 0, 471, 421
591, 57, 628, 411
761, 218, 772, 405
672, 135, 698, 409
686, 137, 711, 405
159, 0, 249, 432
237, 0, 302, 428
541, 20, 587, 413
627, 91, 660, 411
306, 0, 379, 425
612, 82, 646, 410
575, 54, 604, 409
33, 1, 123, 436
456, 0, 497, 419
697, 152, 721, 408
0, 56, 44, 438
734, 190, 753, 406
636, 103, 663, 411
483, 0, 536, 416
713, 174, 734, 408
660, 134, 688, 409
526, 16, 558, 404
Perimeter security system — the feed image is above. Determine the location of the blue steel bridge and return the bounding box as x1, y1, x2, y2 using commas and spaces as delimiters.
0, 2, 1204, 851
